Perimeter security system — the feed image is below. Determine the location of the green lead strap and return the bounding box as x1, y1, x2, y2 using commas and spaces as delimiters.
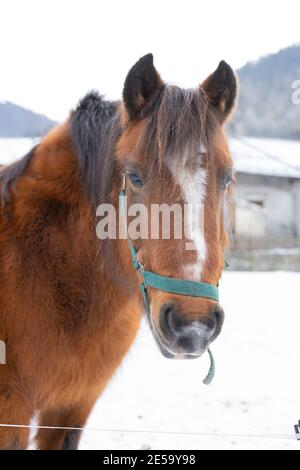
202, 348, 215, 385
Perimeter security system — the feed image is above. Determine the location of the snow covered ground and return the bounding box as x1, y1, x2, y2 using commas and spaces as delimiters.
75, 271, 300, 450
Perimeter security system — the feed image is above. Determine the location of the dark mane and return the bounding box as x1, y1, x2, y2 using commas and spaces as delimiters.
139, 85, 218, 171
70, 91, 121, 208
0, 145, 37, 204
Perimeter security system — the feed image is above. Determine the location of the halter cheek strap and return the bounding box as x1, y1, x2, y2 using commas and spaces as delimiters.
119, 176, 221, 385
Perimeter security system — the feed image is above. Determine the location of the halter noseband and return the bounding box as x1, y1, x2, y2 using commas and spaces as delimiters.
119, 173, 219, 385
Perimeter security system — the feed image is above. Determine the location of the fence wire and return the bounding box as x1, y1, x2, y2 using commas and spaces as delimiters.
0, 423, 297, 442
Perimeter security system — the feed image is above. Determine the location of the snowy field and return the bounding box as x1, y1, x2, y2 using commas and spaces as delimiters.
74, 272, 300, 450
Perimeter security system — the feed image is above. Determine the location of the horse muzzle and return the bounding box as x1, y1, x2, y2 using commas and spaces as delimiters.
153, 302, 224, 359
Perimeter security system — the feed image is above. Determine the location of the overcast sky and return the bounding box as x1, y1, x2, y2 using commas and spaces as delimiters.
1, 0, 299, 121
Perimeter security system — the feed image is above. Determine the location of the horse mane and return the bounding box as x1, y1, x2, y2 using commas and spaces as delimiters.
0, 146, 38, 204
70, 91, 121, 208
0, 92, 121, 208
139, 85, 218, 172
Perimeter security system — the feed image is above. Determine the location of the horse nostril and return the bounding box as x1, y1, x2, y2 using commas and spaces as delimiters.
196, 306, 224, 335
159, 303, 187, 340
210, 305, 224, 335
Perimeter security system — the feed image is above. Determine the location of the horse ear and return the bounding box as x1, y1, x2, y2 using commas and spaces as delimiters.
123, 53, 164, 120
201, 61, 237, 123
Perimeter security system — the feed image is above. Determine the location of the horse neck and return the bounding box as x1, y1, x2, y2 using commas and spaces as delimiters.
28, 109, 138, 300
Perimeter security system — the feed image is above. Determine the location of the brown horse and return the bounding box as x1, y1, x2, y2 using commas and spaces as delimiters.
0, 54, 237, 450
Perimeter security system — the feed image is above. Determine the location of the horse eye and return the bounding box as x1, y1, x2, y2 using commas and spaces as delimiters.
223, 175, 233, 190
128, 172, 143, 187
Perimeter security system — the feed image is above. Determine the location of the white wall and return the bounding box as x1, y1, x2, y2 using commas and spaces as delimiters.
235, 203, 266, 238
235, 173, 299, 241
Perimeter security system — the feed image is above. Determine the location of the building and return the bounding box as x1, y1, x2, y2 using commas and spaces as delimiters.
230, 137, 300, 248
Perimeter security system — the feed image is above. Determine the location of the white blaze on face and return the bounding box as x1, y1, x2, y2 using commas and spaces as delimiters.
169, 146, 207, 281
179, 168, 207, 280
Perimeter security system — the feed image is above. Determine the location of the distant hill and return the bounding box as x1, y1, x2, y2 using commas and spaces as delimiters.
230, 45, 300, 140
2, 45, 300, 140
0, 101, 56, 137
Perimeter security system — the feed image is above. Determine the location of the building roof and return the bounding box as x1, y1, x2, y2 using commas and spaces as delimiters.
230, 137, 300, 179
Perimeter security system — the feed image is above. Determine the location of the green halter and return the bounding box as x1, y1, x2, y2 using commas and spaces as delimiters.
119, 174, 220, 385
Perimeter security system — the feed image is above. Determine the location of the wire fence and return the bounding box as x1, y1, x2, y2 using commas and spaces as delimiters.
0, 422, 298, 442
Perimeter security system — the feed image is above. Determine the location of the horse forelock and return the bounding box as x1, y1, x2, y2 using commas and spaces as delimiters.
137, 85, 217, 174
